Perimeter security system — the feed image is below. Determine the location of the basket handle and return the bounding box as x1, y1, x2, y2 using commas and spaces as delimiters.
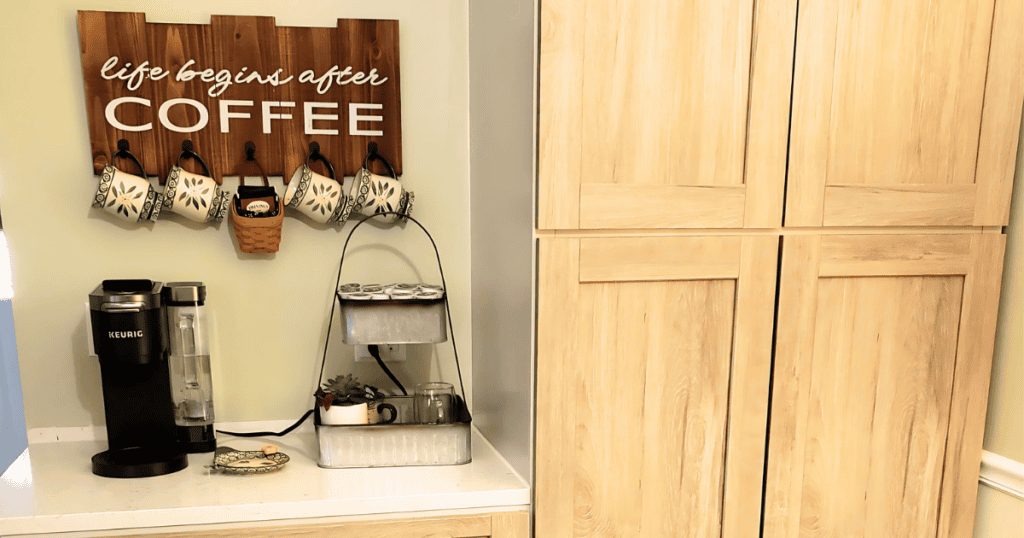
234, 141, 270, 187
318, 212, 467, 404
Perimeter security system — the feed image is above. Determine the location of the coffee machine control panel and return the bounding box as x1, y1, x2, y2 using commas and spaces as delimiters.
89, 280, 167, 366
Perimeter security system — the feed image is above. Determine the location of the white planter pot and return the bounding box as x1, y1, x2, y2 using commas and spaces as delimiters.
320, 403, 369, 425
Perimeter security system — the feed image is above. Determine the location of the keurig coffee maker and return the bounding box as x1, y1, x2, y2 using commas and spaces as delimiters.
88, 280, 188, 478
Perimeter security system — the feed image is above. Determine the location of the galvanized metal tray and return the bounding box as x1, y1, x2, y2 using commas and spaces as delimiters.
337, 295, 447, 345
315, 395, 472, 468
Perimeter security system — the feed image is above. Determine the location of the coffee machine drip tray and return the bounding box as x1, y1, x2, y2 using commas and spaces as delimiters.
92, 447, 189, 479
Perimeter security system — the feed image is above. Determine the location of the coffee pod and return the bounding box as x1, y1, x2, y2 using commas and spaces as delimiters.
338, 283, 362, 293
341, 292, 372, 300
361, 285, 384, 293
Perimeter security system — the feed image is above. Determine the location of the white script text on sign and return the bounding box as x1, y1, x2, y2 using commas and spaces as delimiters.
102, 57, 389, 97
101, 56, 388, 136
105, 98, 384, 136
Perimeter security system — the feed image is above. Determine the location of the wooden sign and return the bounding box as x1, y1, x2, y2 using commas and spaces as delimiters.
77, 11, 402, 181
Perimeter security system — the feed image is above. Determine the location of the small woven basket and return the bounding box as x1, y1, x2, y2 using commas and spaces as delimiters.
231, 143, 284, 254
231, 202, 283, 253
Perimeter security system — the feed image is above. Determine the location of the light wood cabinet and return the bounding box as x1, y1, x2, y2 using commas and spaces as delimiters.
535, 1, 1017, 537
538, 0, 795, 230
764, 234, 1006, 538
539, 0, 1022, 230
534, 232, 1008, 538
535, 236, 778, 537
785, 0, 1023, 227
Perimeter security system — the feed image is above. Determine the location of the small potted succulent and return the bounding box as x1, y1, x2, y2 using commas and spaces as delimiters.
315, 374, 397, 425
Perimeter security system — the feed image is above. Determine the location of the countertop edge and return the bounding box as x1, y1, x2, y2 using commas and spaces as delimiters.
3, 506, 534, 538
0, 496, 534, 536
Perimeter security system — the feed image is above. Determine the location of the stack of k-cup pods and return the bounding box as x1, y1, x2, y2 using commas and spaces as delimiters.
413, 284, 444, 300
338, 283, 445, 301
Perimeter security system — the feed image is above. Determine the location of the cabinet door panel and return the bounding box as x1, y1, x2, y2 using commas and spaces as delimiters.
536, 236, 779, 538
764, 234, 1006, 538
786, 0, 1024, 226
538, 0, 796, 229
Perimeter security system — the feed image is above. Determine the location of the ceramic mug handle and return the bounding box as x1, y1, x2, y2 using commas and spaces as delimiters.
376, 403, 398, 424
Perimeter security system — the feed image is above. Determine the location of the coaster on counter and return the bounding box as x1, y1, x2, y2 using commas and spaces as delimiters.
212, 448, 289, 475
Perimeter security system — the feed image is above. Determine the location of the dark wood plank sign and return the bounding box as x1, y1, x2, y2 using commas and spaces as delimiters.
77, 11, 402, 181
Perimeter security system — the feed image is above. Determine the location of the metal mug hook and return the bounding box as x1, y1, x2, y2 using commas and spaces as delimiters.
306, 141, 337, 182
362, 142, 397, 179
111, 139, 146, 178
176, 139, 213, 179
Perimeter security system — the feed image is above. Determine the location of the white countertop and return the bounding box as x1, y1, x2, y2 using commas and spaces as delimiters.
0, 426, 530, 536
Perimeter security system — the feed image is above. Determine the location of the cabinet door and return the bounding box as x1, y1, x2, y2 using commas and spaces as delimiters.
536, 236, 778, 538
538, 0, 796, 230
785, 0, 1024, 227
764, 234, 1006, 538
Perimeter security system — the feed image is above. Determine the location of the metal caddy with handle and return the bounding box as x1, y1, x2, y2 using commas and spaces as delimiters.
314, 212, 472, 468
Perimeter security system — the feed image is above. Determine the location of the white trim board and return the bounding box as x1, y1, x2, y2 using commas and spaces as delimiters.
980, 450, 1024, 500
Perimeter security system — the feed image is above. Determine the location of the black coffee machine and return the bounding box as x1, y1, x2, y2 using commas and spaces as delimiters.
88, 279, 188, 478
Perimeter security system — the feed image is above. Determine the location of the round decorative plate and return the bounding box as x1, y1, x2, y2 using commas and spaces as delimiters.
213, 450, 290, 475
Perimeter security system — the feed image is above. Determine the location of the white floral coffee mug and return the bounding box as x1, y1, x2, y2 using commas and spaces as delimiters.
161, 165, 227, 222
93, 165, 160, 223
285, 164, 351, 225
349, 168, 412, 223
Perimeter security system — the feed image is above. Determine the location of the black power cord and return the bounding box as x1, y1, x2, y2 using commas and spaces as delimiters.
368, 344, 408, 395
217, 409, 314, 438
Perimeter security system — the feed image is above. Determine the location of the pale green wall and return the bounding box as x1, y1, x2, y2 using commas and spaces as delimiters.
0, 0, 472, 430
974, 487, 1023, 538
